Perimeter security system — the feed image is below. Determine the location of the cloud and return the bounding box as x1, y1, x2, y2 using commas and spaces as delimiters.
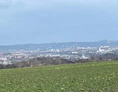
0, 0, 110, 9
0, 0, 117, 14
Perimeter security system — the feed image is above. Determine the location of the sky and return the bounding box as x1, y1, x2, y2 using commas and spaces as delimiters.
0, 0, 118, 45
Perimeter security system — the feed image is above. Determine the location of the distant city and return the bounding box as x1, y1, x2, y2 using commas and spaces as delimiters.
0, 40, 118, 65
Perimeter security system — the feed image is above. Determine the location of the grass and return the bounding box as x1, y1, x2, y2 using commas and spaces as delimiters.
0, 61, 118, 92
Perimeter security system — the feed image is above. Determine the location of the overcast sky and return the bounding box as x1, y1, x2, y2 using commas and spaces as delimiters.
0, 0, 118, 45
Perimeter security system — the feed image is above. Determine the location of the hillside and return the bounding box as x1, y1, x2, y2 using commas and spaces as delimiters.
0, 61, 118, 92
0, 40, 118, 52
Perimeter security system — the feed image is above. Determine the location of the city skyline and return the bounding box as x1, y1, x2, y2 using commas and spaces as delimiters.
0, 0, 118, 45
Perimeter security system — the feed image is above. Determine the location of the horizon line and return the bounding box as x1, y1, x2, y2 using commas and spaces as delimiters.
0, 40, 117, 46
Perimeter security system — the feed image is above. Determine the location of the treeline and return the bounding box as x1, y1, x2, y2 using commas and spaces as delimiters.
12, 57, 75, 68
90, 53, 118, 61
1, 53, 118, 69
0, 57, 75, 69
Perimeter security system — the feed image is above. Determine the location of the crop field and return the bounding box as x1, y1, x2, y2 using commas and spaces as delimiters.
0, 61, 118, 92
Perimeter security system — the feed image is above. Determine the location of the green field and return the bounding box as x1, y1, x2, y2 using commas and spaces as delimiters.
0, 61, 118, 92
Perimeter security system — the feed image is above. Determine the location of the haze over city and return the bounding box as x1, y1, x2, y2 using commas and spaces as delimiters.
0, 0, 118, 45
1, 1, 118, 91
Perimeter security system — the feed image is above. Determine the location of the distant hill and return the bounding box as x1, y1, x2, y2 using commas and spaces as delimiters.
0, 40, 118, 52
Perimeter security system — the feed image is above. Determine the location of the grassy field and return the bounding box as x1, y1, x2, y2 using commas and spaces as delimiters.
0, 61, 118, 92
